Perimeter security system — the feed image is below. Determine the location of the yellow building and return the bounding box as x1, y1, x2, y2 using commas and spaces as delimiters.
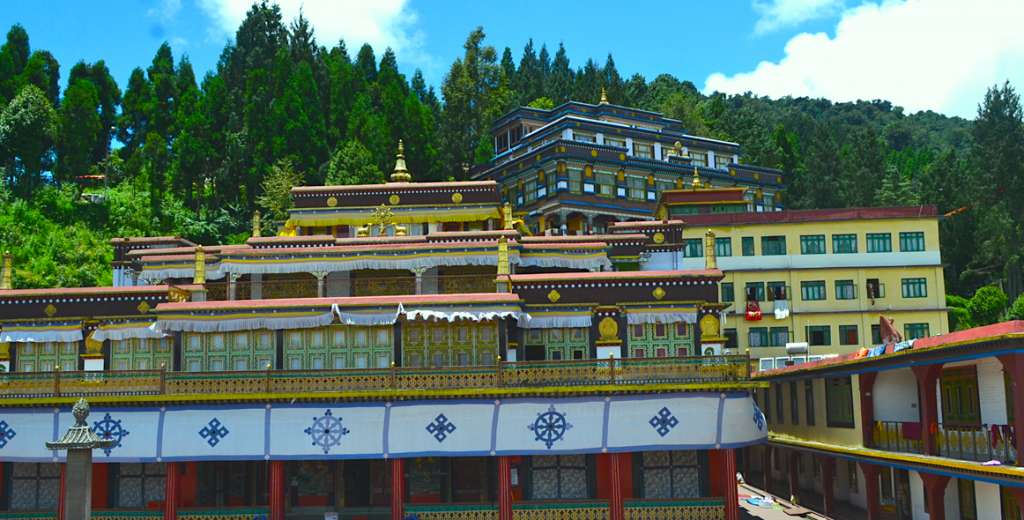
641, 185, 947, 369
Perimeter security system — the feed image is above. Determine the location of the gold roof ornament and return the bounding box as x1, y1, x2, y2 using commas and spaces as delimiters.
0, 251, 11, 290
251, 210, 262, 238
599, 87, 609, 105
496, 236, 511, 293
193, 246, 206, 285
704, 229, 717, 270
389, 139, 412, 183
690, 167, 703, 190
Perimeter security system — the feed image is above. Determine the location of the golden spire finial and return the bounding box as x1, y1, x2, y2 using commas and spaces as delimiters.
192, 246, 206, 285
389, 139, 412, 183
252, 210, 262, 238
599, 87, 609, 104
690, 167, 702, 190
1, 251, 11, 290
704, 229, 717, 270
497, 236, 510, 277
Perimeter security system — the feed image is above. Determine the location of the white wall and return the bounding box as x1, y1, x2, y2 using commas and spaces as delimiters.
908, 471, 959, 520
874, 368, 921, 422
975, 481, 1002, 519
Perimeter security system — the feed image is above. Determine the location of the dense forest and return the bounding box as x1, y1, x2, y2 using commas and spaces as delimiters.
1, 2, 1024, 322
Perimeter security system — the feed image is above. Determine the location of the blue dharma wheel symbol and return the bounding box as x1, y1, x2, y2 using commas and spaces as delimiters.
528, 405, 573, 449
305, 409, 350, 454
93, 413, 130, 456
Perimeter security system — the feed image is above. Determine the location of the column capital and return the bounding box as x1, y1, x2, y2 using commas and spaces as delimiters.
311, 271, 329, 280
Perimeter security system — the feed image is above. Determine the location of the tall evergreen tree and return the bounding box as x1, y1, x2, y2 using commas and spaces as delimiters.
56, 79, 101, 185
0, 85, 57, 196
547, 43, 573, 104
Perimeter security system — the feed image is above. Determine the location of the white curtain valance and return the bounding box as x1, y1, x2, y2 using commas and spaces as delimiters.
92, 323, 167, 342
0, 324, 83, 343
139, 267, 226, 282
156, 311, 335, 333
519, 313, 593, 329
214, 253, 515, 277
517, 253, 611, 272
333, 304, 402, 326
402, 305, 520, 323
625, 310, 698, 325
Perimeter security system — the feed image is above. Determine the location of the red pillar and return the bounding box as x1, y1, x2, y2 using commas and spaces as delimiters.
819, 456, 835, 517
391, 458, 405, 520
723, 449, 739, 520
912, 365, 943, 455
858, 462, 882, 520
1010, 487, 1024, 520
164, 462, 179, 520
999, 354, 1024, 465
608, 453, 625, 520
498, 456, 513, 520
859, 372, 878, 447
920, 473, 950, 520
787, 450, 799, 504
269, 461, 285, 520
58, 464, 66, 520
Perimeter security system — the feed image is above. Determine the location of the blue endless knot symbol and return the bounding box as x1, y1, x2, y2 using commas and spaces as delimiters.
753, 402, 766, 432
199, 418, 230, 447
528, 405, 573, 449
649, 407, 679, 437
426, 413, 457, 443
93, 413, 130, 456
0, 420, 15, 449
305, 409, 350, 454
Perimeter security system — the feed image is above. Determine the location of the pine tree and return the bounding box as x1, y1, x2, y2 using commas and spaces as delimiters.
602, 54, 624, 104
325, 139, 384, 185
18, 50, 60, 105
56, 79, 101, 185
547, 43, 573, 104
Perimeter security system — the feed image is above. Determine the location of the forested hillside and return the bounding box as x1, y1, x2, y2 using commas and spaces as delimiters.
1, 1, 1023, 307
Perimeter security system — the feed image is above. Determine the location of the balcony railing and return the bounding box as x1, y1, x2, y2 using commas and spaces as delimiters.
873, 420, 1017, 464
0, 355, 750, 399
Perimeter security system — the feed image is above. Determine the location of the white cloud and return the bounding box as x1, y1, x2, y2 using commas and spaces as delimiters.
753, 0, 844, 35
706, 0, 1024, 118
148, 0, 183, 22
198, 0, 425, 62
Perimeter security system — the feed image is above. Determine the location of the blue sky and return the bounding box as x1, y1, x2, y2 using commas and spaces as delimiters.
2, 1, 1023, 118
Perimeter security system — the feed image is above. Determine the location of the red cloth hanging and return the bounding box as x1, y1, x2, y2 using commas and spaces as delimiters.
745, 301, 762, 321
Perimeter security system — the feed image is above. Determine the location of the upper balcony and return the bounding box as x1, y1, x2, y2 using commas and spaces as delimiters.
0, 355, 753, 403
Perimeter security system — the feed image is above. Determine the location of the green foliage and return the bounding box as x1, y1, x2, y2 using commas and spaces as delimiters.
527, 97, 555, 110
325, 139, 383, 185
966, 285, 1009, 326
256, 158, 304, 224
946, 294, 973, 330
0, 84, 57, 196
1008, 294, 1024, 321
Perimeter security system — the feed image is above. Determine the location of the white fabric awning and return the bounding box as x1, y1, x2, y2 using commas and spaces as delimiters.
91, 323, 167, 342
0, 323, 83, 343
401, 304, 520, 323
156, 310, 335, 333
625, 309, 698, 325
334, 305, 402, 326
519, 312, 593, 329
517, 253, 611, 272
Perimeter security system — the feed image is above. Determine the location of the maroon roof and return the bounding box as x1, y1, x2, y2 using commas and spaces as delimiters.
509, 269, 722, 282
659, 188, 747, 205
0, 285, 175, 298
759, 320, 1024, 377
681, 205, 938, 227
609, 220, 685, 229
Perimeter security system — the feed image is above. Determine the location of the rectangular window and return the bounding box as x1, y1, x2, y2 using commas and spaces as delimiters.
573, 132, 596, 143
807, 325, 831, 346
825, 376, 855, 428
759, 358, 775, 371
769, 327, 790, 347
867, 233, 892, 253
800, 281, 826, 301
715, 237, 732, 257
832, 234, 858, 254
804, 380, 816, 426
835, 280, 856, 300
634, 143, 654, 159
745, 282, 765, 302
871, 324, 881, 344
901, 277, 928, 298
715, 154, 732, 169
905, 323, 930, 339
761, 236, 787, 256
724, 328, 738, 349
741, 237, 755, 256
866, 278, 884, 299
800, 234, 826, 255
899, 231, 926, 252
839, 325, 859, 345
721, 282, 734, 303
689, 151, 707, 167
749, 327, 769, 348
790, 381, 800, 425
683, 238, 703, 258
767, 281, 787, 301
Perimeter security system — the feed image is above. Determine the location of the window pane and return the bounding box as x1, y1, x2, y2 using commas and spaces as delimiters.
899, 231, 926, 252
800, 235, 826, 255
715, 238, 732, 257
901, 277, 927, 298
835, 280, 856, 300
867, 233, 892, 253
742, 237, 755, 256
800, 281, 826, 301
761, 236, 786, 255
721, 283, 734, 303
832, 234, 858, 254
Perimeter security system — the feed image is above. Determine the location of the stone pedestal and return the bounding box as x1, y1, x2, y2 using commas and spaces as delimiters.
64, 450, 93, 520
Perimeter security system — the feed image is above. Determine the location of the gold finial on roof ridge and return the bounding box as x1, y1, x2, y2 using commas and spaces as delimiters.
389, 139, 412, 183
599, 87, 609, 104
0, 250, 11, 290
690, 167, 703, 190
